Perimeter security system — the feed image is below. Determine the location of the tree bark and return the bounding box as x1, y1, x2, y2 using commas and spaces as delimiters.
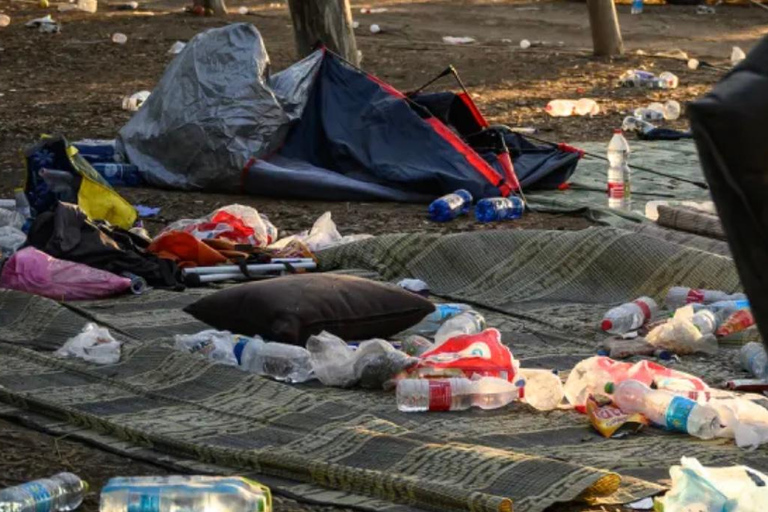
587, 0, 624, 57
287, 0, 359, 66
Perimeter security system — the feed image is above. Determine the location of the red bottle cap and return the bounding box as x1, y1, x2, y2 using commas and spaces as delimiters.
601, 320, 613, 331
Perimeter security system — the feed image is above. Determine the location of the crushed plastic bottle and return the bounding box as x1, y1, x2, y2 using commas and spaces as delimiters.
665, 287, 746, 309
434, 310, 486, 345
622, 116, 655, 135
0, 14, 10, 27
731, 46, 746, 66
716, 309, 755, 337
234, 336, 314, 383
121, 90, 150, 111
474, 197, 524, 223
606, 129, 631, 210
601, 296, 658, 334
406, 303, 472, 335
619, 70, 677, 89
607, 379, 720, 439
631, 0, 643, 15
396, 376, 522, 412
174, 330, 238, 366
100, 476, 271, 512
691, 309, 718, 336
518, 368, 564, 411
427, 189, 472, 222
740, 342, 768, 380
0, 473, 87, 512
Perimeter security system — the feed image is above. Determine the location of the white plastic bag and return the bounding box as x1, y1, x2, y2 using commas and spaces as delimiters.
271, 212, 371, 252
0, 226, 26, 254
646, 305, 718, 355
160, 204, 277, 247
56, 323, 121, 364
174, 330, 237, 366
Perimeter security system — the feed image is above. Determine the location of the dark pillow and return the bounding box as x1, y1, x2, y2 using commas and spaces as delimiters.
183, 274, 435, 346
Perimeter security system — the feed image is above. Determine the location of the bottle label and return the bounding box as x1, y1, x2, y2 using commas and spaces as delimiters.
233, 337, 250, 366
18, 483, 52, 512
428, 380, 453, 411
607, 181, 625, 199
127, 491, 161, 512
686, 289, 705, 304
633, 299, 652, 320
443, 194, 464, 209
665, 396, 696, 433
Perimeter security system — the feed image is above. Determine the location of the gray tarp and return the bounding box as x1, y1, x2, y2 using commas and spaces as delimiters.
118, 23, 320, 191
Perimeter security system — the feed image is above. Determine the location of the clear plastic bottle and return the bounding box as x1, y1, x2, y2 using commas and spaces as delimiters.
655, 71, 679, 89
621, 116, 655, 135
619, 70, 656, 88
545, 99, 576, 117
607, 130, 631, 210
434, 310, 486, 345
100, 476, 270, 512
601, 296, 657, 334
518, 368, 564, 411
574, 98, 599, 116
174, 330, 238, 366
691, 309, 718, 336
740, 342, 768, 379
663, 100, 681, 120
607, 380, 720, 439
665, 287, 745, 309
396, 377, 521, 412
0, 473, 87, 512
234, 336, 313, 383
474, 197, 524, 223
631, 0, 643, 15
633, 107, 664, 123
406, 303, 472, 335
427, 189, 473, 222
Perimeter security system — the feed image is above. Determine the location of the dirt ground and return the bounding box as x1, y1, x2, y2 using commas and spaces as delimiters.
1, 0, 767, 510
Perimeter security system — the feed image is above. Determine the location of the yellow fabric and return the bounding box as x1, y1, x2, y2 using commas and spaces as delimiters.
77, 178, 137, 230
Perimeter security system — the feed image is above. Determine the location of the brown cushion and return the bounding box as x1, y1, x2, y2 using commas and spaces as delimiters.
183, 274, 435, 346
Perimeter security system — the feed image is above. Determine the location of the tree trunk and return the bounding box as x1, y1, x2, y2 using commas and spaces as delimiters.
287, 0, 359, 66
587, 0, 624, 57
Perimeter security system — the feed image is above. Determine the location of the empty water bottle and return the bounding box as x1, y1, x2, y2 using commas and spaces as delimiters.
406, 303, 473, 335
633, 106, 664, 123
619, 70, 656, 88
545, 99, 576, 117
601, 296, 657, 334
740, 342, 768, 379
434, 310, 486, 345
428, 189, 472, 222
606, 380, 720, 439
475, 197, 524, 223
91, 163, 142, 187
607, 130, 631, 210
100, 476, 271, 512
691, 309, 718, 336
666, 287, 745, 309
655, 72, 679, 89
233, 336, 313, 383
631, 0, 643, 14
0, 14, 10, 27
0, 473, 87, 512
622, 116, 655, 135
396, 376, 522, 412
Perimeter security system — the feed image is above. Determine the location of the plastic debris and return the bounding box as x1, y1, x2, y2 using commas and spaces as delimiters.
174, 330, 239, 366
0, 473, 87, 512
688, 58, 700, 70
56, 323, 122, 364
646, 305, 719, 355
25, 14, 60, 33
0, 14, 10, 27
397, 278, 429, 297
112, 32, 128, 44
238, 6, 248, 14
587, 394, 648, 438
369, 23, 381, 34
0, 226, 26, 256
731, 46, 746, 66
696, 5, 716, 14
443, 36, 475, 45
134, 205, 161, 217
122, 90, 150, 111
168, 41, 186, 54
360, 7, 388, 13
162, 204, 277, 247
269, 211, 370, 252
545, 98, 599, 117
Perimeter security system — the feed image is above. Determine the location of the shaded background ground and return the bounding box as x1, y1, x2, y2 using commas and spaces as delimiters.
1, 0, 767, 510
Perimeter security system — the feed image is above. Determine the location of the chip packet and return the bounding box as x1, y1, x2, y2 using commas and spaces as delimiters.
587, 394, 648, 438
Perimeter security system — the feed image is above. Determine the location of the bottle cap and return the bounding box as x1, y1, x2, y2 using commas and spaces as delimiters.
604, 382, 615, 394
614, 129, 622, 134
601, 320, 613, 331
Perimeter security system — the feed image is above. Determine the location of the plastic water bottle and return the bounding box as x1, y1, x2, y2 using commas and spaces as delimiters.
474, 197, 524, 223
518, 368, 564, 411
91, 163, 143, 187
601, 296, 657, 334
427, 189, 472, 222
545, 100, 576, 117
0, 473, 87, 512
633, 107, 664, 123
233, 336, 313, 383
666, 287, 745, 309
691, 309, 718, 336
396, 377, 522, 412
740, 342, 768, 379
406, 303, 473, 335
607, 380, 720, 439
619, 70, 656, 88
631, 0, 643, 15
654, 71, 679, 89
100, 476, 271, 512
606, 130, 631, 210
622, 116, 655, 135
434, 310, 486, 345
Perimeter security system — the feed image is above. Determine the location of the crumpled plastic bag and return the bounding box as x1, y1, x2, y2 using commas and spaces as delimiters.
0, 247, 132, 300
174, 329, 238, 366
0, 208, 25, 230
306, 331, 417, 389
646, 305, 718, 355
710, 394, 768, 450
657, 457, 768, 511
56, 323, 121, 364
160, 204, 277, 247
270, 212, 371, 253
0, 226, 27, 255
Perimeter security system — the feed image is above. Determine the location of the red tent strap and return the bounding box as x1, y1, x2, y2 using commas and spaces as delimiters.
496, 151, 521, 193
457, 91, 490, 129
558, 143, 585, 158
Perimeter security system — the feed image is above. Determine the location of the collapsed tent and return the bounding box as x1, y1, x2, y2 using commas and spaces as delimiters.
119, 23, 579, 202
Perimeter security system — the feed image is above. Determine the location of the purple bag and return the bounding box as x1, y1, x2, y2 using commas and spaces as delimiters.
0, 247, 131, 300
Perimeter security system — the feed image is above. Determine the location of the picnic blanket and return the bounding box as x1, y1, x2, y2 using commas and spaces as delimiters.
0, 227, 763, 512
529, 140, 712, 226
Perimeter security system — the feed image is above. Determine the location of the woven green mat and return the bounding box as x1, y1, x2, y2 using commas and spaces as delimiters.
0, 227, 764, 512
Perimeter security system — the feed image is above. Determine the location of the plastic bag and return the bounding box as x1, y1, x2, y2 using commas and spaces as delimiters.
56, 323, 121, 364
0, 247, 132, 300
0, 226, 27, 255
174, 330, 238, 366
657, 457, 768, 512
0, 207, 25, 230
271, 212, 371, 253
160, 204, 277, 247
646, 305, 719, 355
413, 329, 519, 382
307, 331, 417, 389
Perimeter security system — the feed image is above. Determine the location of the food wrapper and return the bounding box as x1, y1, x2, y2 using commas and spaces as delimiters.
587, 394, 648, 438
